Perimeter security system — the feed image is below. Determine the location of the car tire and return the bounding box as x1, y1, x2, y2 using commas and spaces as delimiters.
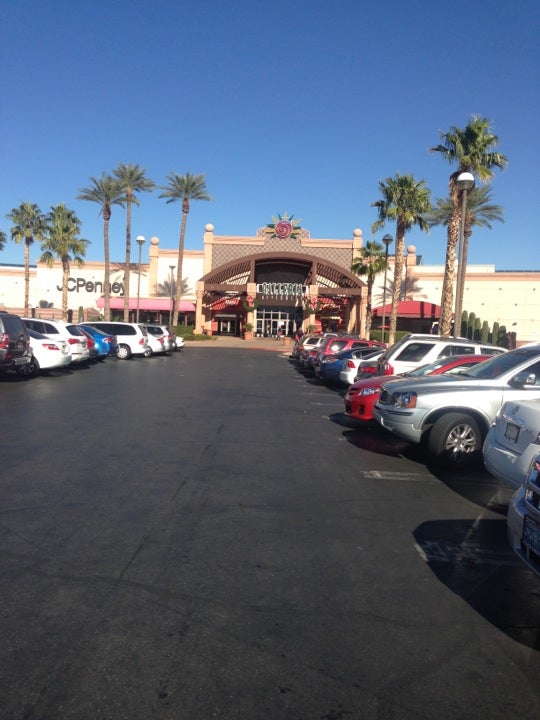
427, 412, 483, 466
144, 348, 152, 357
16, 358, 38, 378
117, 344, 132, 360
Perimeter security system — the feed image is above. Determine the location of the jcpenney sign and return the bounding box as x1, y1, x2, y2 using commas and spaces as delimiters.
56, 277, 125, 296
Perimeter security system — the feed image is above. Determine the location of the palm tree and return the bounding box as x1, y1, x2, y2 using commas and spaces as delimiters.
351, 239, 388, 337
430, 115, 507, 336
40, 204, 89, 319
112, 163, 155, 321
428, 186, 504, 333
371, 173, 431, 345
6, 202, 47, 312
156, 277, 191, 297
0, 230, 6, 252
159, 172, 212, 326
77, 174, 124, 320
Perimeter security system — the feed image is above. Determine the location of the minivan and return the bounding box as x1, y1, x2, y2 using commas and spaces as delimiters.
82, 322, 148, 359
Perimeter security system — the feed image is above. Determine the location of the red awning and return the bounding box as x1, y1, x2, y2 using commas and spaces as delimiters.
372, 300, 440, 318
96, 297, 195, 312
210, 297, 243, 311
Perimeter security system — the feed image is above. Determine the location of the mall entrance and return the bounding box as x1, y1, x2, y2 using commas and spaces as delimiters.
256, 305, 303, 337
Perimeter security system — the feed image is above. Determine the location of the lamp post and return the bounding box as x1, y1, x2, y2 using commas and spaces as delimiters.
136, 235, 145, 323
169, 265, 175, 327
453, 172, 475, 338
381, 234, 393, 345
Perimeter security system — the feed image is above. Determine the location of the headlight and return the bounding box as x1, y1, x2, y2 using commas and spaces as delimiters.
359, 387, 379, 397
392, 391, 417, 408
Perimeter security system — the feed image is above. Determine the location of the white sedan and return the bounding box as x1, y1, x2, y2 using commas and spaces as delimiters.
483, 398, 540, 489
26, 328, 72, 375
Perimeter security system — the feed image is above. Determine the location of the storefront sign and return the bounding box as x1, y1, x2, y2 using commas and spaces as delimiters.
257, 282, 307, 298
56, 277, 124, 295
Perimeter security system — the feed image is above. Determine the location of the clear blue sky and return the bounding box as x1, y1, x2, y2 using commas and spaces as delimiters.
1, 0, 538, 270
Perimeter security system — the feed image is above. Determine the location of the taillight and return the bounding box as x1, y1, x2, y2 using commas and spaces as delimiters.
346, 360, 355, 368
382, 363, 393, 375
43, 343, 60, 351
0, 332, 9, 349
139, 338, 145, 345
67, 338, 79, 345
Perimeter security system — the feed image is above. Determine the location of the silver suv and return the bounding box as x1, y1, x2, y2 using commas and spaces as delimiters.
376, 333, 505, 376
373, 344, 540, 466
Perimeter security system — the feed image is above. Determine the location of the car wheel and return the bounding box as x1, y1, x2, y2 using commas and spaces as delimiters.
144, 348, 152, 357
16, 358, 38, 378
427, 412, 483, 466
117, 344, 131, 360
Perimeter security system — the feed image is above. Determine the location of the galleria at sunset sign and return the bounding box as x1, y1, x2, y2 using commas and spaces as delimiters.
56, 277, 125, 296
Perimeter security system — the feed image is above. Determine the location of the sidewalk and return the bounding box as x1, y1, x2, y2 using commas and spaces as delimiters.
185, 335, 292, 352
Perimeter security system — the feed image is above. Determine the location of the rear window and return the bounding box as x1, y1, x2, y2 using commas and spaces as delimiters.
328, 340, 348, 353
436, 344, 475, 357
2, 316, 25, 334
395, 342, 435, 362
66, 325, 85, 337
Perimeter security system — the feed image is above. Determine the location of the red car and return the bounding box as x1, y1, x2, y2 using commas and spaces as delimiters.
344, 354, 491, 422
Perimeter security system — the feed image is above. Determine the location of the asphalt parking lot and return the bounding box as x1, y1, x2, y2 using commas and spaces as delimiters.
1, 345, 539, 720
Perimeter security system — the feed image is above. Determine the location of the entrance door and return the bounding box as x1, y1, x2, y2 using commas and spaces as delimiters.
217, 318, 237, 335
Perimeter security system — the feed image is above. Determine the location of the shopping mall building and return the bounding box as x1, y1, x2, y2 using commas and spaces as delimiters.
1, 219, 538, 344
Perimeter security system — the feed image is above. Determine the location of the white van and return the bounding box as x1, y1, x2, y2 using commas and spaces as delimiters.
82, 321, 148, 359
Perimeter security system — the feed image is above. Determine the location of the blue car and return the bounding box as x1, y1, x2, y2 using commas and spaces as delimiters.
79, 324, 119, 359
316, 346, 376, 384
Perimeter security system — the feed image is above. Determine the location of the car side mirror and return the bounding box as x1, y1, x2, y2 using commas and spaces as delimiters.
511, 371, 537, 387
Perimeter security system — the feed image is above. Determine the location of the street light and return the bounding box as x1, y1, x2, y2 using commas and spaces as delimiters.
169, 265, 175, 327
136, 235, 145, 323
381, 234, 393, 345
453, 172, 475, 338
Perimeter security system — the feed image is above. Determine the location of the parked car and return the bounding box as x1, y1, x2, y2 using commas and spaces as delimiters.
0, 311, 32, 376
82, 321, 148, 359
78, 324, 118, 359
144, 324, 175, 353
376, 333, 505, 376
144, 331, 167, 356
174, 334, 185, 351
22, 318, 90, 364
339, 349, 384, 386
373, 344, 540, 466
79, 327, 99, 362
295, 333, 334, 364
483, 398, 540, 489
507, 452, 540, 578
345, 355, 492, 423
316, 346, 381, 384
26, 327, 72, 374
305, 336, 376, 371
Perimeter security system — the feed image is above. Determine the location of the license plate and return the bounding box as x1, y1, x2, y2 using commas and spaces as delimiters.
13, 357, 29, 366
504, 421, 520, 443
523, 515, 540, 556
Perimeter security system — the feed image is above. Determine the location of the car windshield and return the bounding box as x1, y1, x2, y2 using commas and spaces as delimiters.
459, 346, 540, 379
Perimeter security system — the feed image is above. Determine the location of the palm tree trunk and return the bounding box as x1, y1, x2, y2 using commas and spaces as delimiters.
388, 228, 405, 346
365, 276, 373, 336
438, 209, 460, 336
123, 199, 132, 322
103, 213, 111, 321
173, 209, 188, 327
24, 240, 30, 313
62, 258, 69, 319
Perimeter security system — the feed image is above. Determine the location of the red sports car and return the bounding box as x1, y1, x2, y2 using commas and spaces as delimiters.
344, 354, 491, 422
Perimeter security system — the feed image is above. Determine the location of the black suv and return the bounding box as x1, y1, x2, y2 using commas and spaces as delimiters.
0, 311, 32, 376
